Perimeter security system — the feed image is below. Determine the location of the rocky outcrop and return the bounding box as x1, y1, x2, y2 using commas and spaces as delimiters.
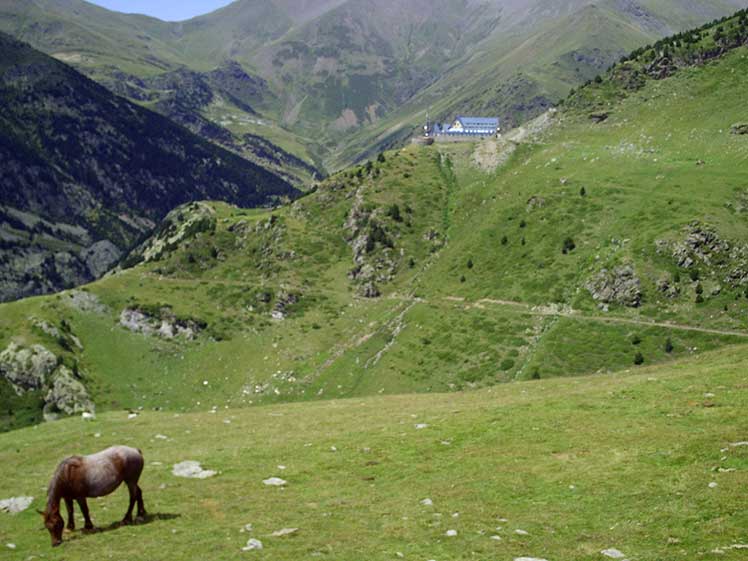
271, 291, 300, 321
125, 203, 217, 266
732, 123, 748, 135
0, 342, 94, 420
119, 308, 204, 340
43, 366, 95, 421
0, 343, 57, 392
586, 265, 642, 308
670, 222, 729, 269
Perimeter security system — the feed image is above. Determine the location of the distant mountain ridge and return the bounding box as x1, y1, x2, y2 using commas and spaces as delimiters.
3, 0, 747, 171
0, 32, 297, 302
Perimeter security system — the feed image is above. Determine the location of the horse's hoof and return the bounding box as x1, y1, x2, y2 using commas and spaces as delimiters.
82, 527, 96, 534
135, 516, 146, 524
120, 519, 132, 527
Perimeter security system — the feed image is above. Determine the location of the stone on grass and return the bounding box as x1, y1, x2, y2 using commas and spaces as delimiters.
515, 529, 530, 536
6, 543, 16, 550
708, 481, 718, 489
415, 423, 429, 430
420, 498, 433, 506
263, 477, 287, 487
601, 549, 626, 559
445, 529, 457, 537
0, 496, 34, 514
271, 528, 298, 537
242, 538, 263, 551
514, 558, 548, 561
491, 535, 502, 541
172, 461, 217, 479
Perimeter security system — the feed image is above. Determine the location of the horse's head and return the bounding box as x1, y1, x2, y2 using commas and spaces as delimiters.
39, 508, 64, 547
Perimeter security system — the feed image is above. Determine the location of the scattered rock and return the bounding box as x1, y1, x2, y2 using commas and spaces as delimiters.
415, 423, 429, 430
0, 496, 34, 514
271, 528, 298, 537
172, 461, 217, 479
526, 196, 546, 212
420, 498, 433, 506
515, 529, 530, 536
708, 481, 718, 489
119, 308, 204, 340
601, 549, 626, 559
656, 275, 680, 299
490, 535, 502, 541
241, 538, 263, 551
81, 411, 95, 420
445, 529, 457, 537
6, 543, 16, 550
589, 112, 609, 123
64, 290, 109, 314
262, 477, 287, 487
585, 265, 642, 308
731, 123, 748, 135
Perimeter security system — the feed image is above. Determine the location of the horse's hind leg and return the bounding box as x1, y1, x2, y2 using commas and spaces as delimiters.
77, 498, 94, 530
65, 498, 75, 531
135, 485, 146, 520
122, 482, 137, 525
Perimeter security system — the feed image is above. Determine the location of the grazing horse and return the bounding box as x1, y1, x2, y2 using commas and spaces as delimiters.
40, 445, 146, 547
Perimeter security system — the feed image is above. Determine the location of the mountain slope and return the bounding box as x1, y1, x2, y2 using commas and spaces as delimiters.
0, 33, 297, 303
3, 0, 747, 172
1, 12, 748, 430
1, 346, 748, 559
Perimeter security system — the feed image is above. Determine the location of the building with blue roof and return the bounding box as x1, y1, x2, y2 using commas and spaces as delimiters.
425, 115, 500, 138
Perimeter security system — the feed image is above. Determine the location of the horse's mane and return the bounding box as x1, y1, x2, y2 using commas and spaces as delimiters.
47, 456, 83, 503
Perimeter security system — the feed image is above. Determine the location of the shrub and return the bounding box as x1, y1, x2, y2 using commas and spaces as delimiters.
631, 334, 642, 345
695, 283, 704, 295
695, 294, 704, 304
689, 269, 700, 281
501, 235, 508, 246
500, 358, 515, 371
531, 368, 541, 380
634, 352, 645, 365
519, 219, 527, 228
664, 338, 674, 353
580, 186, 587, 197
386, 204, 402, 222
467, 258, 474, 269
460, 275, 466, 283
562, 237, 576, 254
408, 258, 415, 269
377, 152, 386, 163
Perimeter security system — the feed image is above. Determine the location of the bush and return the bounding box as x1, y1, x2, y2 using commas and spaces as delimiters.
631, 334, 642, 345
467, 258, 474, 269
460, 275, 466, 283
634, 352, 645, 365
377, 152, 386, 163
695, 294, 704, 304
519, 219, 527, 228
664, 338, 674, 353
580, 186, 587, 197
531, 368, 541, 380
501, 235, 508, 246
500, 358, 515, 371
386, 204, 402, 222
689, 269, 700, 281
695, 283, 704, 295
562, 237, 576, 254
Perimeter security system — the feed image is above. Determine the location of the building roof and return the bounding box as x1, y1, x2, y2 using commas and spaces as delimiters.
455, 116, 500, 128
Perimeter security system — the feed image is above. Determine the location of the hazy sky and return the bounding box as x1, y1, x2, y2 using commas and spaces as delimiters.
87, 1, 234, 21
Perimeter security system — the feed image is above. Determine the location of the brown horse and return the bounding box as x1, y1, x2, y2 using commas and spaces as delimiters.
40, 445, 146, 547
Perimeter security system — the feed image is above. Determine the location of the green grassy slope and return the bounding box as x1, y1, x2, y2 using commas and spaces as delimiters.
2, 20, 748, 430
1, 346, 747, 560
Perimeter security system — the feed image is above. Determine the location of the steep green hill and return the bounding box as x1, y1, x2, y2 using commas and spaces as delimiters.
0, 346, 747, 559
0, 33, 297, 303
2, 13, 748, 431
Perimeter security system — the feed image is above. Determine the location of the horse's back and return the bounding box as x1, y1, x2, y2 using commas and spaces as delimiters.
83, 446, 144, 497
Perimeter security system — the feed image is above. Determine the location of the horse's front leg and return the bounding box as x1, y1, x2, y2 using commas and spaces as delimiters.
77, 498, 94, 531
64, 498, 75, 531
